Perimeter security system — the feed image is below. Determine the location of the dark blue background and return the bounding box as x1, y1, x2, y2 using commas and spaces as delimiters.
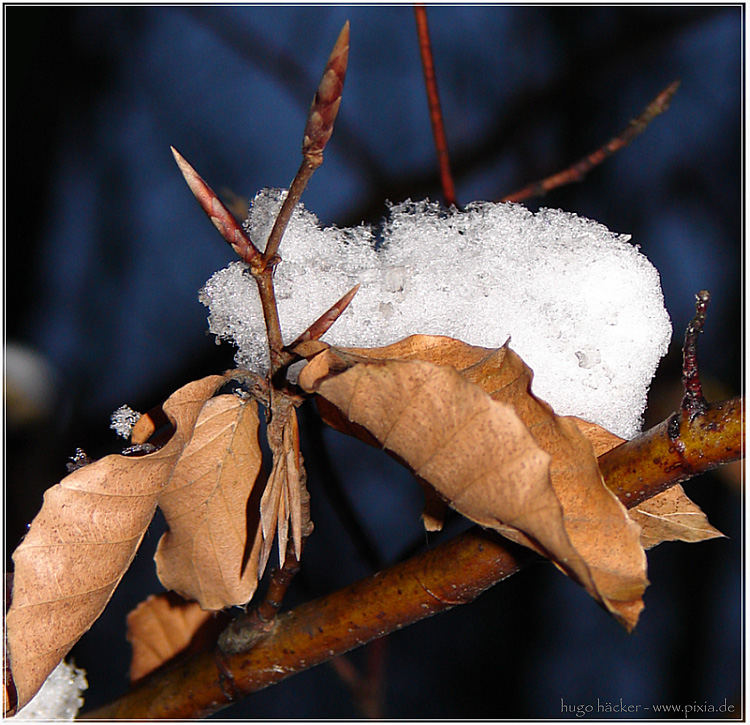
6, 6, 742, 718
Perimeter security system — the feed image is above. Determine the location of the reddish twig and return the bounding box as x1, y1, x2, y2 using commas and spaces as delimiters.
501, 80, 680, 203
681, 289, 710, 418
414, 5, 457, 208
262, 22, 350, 268
330, 638, 387, 718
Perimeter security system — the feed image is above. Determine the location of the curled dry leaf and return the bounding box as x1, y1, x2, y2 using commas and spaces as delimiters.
629, 485, 725, 549
5, 375, 225, 713
297, 336, 648, 630
571, 417, 626, 457
570, 417, 724, 549
154, 395, 263, 611
126, 592, 225, 683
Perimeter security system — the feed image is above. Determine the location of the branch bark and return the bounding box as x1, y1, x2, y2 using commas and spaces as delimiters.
84, 395, 744, 719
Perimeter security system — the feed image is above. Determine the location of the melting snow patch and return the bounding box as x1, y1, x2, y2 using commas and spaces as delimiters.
199, 189, 672, 439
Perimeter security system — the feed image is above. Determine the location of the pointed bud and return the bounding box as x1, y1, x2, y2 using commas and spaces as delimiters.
302, 21, 349, 160
171, 146, 260, 264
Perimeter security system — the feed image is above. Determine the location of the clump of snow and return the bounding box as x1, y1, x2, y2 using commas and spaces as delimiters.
109, 404, 141, 439
200, 189, 672, 439
12, 660, 87, 720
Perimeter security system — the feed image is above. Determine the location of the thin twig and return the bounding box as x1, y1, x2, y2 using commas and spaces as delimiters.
330, 637, 387, 718
681, 289, 710, 418
414, 4, 457, 208
254, 271, 286, 376
501, 80, 680, 203
218, 540, 304, 656
262, 21, 350, 267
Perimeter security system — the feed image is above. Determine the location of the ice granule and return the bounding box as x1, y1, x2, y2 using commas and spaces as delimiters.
12, 660, 87, 720
109, 404, 141, 439
199, 189, 672, 439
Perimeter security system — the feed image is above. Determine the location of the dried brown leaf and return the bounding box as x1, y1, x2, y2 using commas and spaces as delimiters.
457, 343, 647, 627
299, 337, 648, 630
6, 375, 224, 712
629, 485, 725, 549
571, 417, 626, 457
126, 593, 221, 683
154, 395, 263, 611
567, 416, 722, 549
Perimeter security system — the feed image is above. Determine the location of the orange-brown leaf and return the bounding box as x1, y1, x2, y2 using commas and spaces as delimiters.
6, 375, 224, 712
629, 485, 725, 549
458, 343, 647, 627
571, 417, 626, 457
299, 337, 648, 630
126, 592, 224, 682
154, 395, 263, 610
567, 419, 722, 549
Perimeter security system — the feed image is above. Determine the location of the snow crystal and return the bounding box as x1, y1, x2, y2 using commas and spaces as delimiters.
12, 660, 87, 720
109, 404, 141, 439
199, 189, 672, 439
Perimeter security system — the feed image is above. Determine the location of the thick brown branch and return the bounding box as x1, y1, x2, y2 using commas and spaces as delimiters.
501, 80, 680, 203
599, 397, 744, 508
84, 395, 743, 719
414, 5, 457, 207
86, 528, 530, 719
